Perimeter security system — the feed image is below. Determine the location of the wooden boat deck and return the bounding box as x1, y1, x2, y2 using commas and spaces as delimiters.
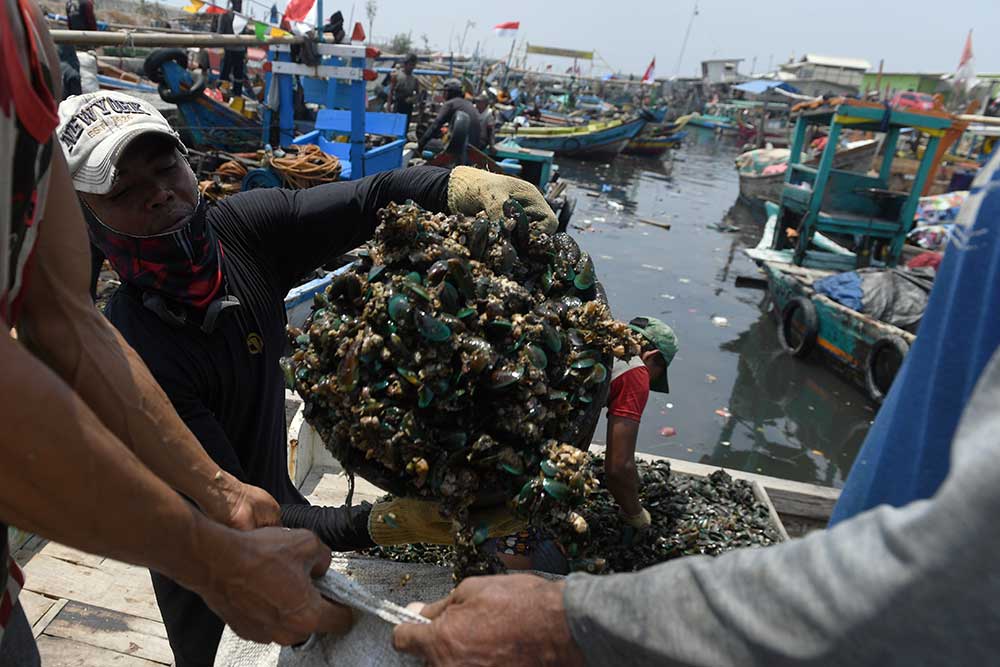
12, 402, 837, 663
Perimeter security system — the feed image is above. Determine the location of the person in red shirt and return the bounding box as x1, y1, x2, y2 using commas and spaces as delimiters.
605, 316, 678, 530
492, 316, 678, 572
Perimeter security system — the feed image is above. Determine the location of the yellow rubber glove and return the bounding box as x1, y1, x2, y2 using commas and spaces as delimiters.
447, 165, 559, 235
368, 497, 527, 546
622, 506, 652, 530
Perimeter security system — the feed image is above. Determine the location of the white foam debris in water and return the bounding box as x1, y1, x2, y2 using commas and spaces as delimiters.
608, 201, 624, 211
711, 316, 729, 327
659, 293, 676, 300
641, 264, 665, 271
678, 278, 691, 284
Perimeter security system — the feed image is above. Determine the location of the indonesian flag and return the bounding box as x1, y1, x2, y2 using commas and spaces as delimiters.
955, 29, 975, 92
642, 56, 655, 83
494, 21, 519, 37
282, 0, 314, 22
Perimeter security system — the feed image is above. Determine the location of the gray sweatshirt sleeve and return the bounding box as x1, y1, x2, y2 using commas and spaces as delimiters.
564, 349, 1000, 666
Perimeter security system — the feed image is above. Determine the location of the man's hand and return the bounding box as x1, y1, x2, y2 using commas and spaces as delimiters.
393, 575, 585, 667
447, 166, 559, 234
204, 470, 281, 531
198, 527, 354, 646
368, 497, 526, 545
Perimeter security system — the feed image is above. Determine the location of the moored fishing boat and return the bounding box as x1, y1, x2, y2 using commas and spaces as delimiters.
737, 140, 880, 206
687, 112, 736, 131
623, 131, 687, 156
624, 113, 694, 156
498, 116, 647, 159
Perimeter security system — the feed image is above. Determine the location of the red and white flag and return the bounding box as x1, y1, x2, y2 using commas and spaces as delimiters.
494, 21, 519, 37
955, 29, 975, 91
642, 56, 656, 83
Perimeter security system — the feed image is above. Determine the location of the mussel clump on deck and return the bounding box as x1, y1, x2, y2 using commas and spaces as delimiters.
284, 200, 641, 578
367, 457, 783, 573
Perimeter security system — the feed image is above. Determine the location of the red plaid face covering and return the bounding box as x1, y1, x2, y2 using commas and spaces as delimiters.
86, 197, 224, 309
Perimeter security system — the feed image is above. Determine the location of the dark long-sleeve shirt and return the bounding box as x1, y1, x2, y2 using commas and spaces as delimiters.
419, 97, 482, 150
104, 166, 451, 541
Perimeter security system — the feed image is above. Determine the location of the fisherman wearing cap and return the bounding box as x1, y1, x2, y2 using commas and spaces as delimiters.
388, 53, 420, 135
56, 89, 552, 666
491, 316, 677, 572
474, 92, 496, 152
603, 316, 677, 530
418, 78, 483, 153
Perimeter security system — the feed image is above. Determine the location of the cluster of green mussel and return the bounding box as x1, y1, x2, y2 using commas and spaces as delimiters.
366, 457, 782, 573
284, 200, 641, 579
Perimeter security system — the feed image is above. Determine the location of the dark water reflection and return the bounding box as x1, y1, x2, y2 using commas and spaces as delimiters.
559, 129, 875, 488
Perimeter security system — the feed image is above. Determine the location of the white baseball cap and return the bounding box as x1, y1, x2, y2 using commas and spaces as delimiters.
57, 91, 187, 195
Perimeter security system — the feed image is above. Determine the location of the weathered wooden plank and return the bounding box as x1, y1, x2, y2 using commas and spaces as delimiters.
36, 541, 106, 569
32, 598, 67, 638
43, 601, 172, 665
21, 554, 162, 623
36, 634, 163, 666
16, 589, 55, 627
12, 534, 48, 567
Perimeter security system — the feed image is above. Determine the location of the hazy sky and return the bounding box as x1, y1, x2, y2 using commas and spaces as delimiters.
312, 0, 997, 77
168, 0, 998, 77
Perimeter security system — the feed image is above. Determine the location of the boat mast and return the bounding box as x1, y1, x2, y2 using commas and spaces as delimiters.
674, 1, 699, 77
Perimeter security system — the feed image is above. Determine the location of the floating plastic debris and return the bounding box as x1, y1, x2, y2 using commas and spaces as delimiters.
714, 407, 732, 418
705, 374, 718, 383
659, 427, 677, 438
710, 316, 729, 328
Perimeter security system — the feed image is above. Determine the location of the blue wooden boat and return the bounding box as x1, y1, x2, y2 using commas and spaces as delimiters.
498, 116, 647, 159
623, 131, 686, 156
744, 100, 965, 402
687, 112, 737, 131
747, 203, 915, 404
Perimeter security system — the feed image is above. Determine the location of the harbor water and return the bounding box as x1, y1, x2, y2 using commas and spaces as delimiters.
562, 128, 877, 489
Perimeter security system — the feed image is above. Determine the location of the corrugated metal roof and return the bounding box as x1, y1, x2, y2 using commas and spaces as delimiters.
732, 79, 800, 95
802, 54, 871, 71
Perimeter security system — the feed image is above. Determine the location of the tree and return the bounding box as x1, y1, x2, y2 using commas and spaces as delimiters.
390, 32, 413, 55
365, 0, 377, 46
420, 33, 431, 55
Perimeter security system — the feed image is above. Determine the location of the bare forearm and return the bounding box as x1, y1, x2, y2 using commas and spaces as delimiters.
605, 419, 642, 515
605, 463, 641, 516
19, 303, 235, 519
0, 333, 222, 593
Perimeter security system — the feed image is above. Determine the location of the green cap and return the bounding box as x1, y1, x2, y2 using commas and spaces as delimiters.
628, 316, 678, 394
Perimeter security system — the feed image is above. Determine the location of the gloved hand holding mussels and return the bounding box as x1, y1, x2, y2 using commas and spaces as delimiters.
284, 199, 641, 579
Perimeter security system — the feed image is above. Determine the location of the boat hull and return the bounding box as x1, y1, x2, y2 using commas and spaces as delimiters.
624, 132, 686, 156
503, 118, 646, 159
762, 261, 913, 400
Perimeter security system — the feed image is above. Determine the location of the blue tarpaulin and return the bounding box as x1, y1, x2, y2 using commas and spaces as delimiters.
732, 79, 800, 95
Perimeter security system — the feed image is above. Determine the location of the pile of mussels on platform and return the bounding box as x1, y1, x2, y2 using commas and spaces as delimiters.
284, 200, 643, 578
369, 457, 783, 573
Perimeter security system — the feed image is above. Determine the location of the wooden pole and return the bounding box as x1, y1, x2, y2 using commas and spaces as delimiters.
50, 29, 302, 46
874, 59, 884, 99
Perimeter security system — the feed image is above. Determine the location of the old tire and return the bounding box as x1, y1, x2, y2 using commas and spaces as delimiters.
143, 48, 188, 83
157, 70, 207, 104
864, 335, 909, 404
777, 297, 818, 358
